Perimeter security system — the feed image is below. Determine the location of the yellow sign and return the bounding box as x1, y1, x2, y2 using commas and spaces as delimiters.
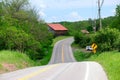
91, 43, 97, 54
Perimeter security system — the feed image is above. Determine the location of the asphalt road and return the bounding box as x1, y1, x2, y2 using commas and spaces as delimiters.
0, 37, 108, 80
49, 37, 76, 64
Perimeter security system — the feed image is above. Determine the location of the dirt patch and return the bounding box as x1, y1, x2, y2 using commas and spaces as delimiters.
22, 61, 28, 67
2, 63, 17, 72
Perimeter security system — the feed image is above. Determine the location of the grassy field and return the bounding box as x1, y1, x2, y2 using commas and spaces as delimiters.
0, 48, 54, 73
74, 50, 120, 80
0, 50, 39, 73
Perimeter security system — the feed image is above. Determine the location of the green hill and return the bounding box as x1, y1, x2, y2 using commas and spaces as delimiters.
0, 50, 41, 73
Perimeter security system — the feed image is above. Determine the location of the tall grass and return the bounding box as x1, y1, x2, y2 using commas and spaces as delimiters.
0, 50, 40, 73
88, 51, 120, 80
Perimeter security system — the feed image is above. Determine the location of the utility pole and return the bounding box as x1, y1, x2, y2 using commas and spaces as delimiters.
93, 19, 96, 32
98, 0, 104, 30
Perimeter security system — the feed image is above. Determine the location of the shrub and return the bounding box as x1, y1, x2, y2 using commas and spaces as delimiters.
0, 27, 45, 60
93, 28, 120, 52
0, 27, 31, 51
114, 35, 120, 52
74, 50, 92, 61
74, 32, 92, 48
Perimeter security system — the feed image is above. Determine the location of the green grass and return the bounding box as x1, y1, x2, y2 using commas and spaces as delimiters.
51, 36, 71, 46
74, 50, 92, 61
74, 50, 120, 80
40, 47, 53, 65
0, 50, 40, 73
88, 51, 120, 80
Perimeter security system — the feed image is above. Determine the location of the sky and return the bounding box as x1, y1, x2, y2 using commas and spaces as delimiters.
29, 0, 120, 23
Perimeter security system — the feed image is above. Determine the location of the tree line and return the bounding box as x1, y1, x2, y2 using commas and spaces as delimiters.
0, 0, 53, 60
60, 4, 120, 52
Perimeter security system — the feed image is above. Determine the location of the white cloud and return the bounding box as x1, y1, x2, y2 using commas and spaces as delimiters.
29, 0, 47, 11
39, 4, 47, 10
44, 0, 95, 9
112, 9, 116, 15
46, 16, 59, 22
39, 11, 46, 17
104, 0, 120, 6
42, 0, 120, 9
30, 0, 120, 11
39, 4, 47, 18
67, 11, 82, 21
47, 11, 82, 22
51, 16, 58, 20
43, 0, 120, 9
30, 0, 120, 22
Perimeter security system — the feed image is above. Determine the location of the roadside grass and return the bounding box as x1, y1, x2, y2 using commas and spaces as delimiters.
88, 51, 120, 80
51, 36, 71, 46
40, 47, 53, 65
74, 49, 120, 80
0, 36, 70, 73
0, 36, 71, 73
0, 50, 40, 73
74, 50, 92, 61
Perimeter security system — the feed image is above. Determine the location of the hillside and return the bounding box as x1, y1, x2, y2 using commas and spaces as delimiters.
0, 50, 40, 73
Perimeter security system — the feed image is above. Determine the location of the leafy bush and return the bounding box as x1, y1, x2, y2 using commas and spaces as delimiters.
0, 27, 30, 51
0, 27, 46, 60
115, 35, 120, 52
93, 28, 120, 52
74, 32, 92, 48
0, 0, 54, 61
74, 50, 92, 61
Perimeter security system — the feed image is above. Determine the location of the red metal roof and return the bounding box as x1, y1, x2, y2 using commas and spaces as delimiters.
47, 24, 68, 31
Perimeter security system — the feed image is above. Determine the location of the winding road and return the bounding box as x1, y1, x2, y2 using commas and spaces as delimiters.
0, 37, 108, 80
49, 37, 75, 64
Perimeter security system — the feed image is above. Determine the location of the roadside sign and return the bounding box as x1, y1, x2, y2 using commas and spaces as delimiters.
91, 43, 97, 53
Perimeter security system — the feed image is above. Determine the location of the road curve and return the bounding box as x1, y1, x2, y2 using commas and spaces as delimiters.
49, 37, 76, 64
0, 37, 108, 80
0, 62, 108, 80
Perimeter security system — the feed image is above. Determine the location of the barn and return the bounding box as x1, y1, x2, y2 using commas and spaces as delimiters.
47, 23, 68, 36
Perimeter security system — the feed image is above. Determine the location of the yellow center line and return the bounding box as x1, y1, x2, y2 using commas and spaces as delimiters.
62, 44, 64, 63
18, 64, 59, 80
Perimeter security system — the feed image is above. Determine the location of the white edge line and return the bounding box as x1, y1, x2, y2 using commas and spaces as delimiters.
85, 62, 89, 80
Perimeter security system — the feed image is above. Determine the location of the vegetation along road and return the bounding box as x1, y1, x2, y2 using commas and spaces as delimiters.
0, 38, 108, 80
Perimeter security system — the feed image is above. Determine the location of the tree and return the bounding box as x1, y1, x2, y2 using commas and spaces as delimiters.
93, 28, 120, 52
0, 1, 2, 15
116, 4, 120, 18
0, 0, 54, 60
111, 4, 120, 30
2, 0, 28, 14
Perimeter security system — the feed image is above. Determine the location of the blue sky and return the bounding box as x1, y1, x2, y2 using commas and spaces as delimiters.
29, 0, 120, 22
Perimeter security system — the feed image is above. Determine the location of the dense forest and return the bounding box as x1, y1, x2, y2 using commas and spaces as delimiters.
0, 0, 53, 60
